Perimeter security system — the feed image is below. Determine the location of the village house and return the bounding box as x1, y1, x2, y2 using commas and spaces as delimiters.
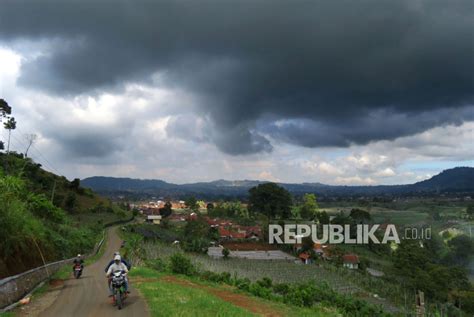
298, 252, 312, 264
342, 253, 360, 269
146, 215, 162, 224
204, 217, 262, 241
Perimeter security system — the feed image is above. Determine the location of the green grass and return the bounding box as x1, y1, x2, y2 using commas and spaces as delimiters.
132, 268, 256, 316
0, 312, 15, 317
130, 267, 339, 317
52, 264, 72, 280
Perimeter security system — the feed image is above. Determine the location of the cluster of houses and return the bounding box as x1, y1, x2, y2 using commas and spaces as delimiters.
296, 243, 361, 269
140, 201, 264, 242
138, 200, 363, 271
140, 200, 187, 212
139, 200, 188, 224
205, 218, 262, 240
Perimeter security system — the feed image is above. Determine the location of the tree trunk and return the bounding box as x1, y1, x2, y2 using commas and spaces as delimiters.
7, 129, 11, 153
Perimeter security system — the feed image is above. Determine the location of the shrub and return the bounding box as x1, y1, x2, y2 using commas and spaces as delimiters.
222, 248, 230, 259
235, 277, 251, 291
273, 283, 290, 295
256, 277, 273, 289
146, 258, 168, 272
248, 283, 273, 299
169, 253, 195, 276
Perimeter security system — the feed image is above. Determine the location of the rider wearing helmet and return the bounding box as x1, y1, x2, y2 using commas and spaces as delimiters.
104, 251, 131, 272
72, 254, 84, 271
106, 255, 129, 296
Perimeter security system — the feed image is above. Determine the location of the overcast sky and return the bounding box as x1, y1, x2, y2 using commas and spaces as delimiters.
0, 0, 472, 185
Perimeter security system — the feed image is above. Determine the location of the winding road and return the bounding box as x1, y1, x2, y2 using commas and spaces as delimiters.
38, 227, 149, 317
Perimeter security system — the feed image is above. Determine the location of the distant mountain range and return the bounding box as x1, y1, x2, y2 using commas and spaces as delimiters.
82, 167, 474, 199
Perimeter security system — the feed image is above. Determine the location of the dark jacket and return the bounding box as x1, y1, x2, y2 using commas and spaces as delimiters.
104, 259, 131, 272
73, 258, 84, 269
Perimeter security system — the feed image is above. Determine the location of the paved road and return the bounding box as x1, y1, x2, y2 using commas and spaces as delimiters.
38, 228, 149, 317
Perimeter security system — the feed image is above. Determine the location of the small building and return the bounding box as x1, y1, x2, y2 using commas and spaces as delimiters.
187, 212, 198, 221
342, 254, 359, 269
298, 252, 312, 264
146, 215, 162, 224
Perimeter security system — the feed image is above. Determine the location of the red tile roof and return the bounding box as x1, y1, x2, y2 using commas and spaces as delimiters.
299, 252, 311, 260
342, 254, 360, 264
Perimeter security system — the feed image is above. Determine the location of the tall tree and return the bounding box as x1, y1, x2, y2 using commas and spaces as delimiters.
300, 193, 319, 220
159, 201, 172, 218
0, 99, 12, 117
349, 208, 371, 224
4, 117, 16, 153
24, 134, 37, 157
248, 183, 292, 219
185, 196, 199, 212
0, 99, 12, 152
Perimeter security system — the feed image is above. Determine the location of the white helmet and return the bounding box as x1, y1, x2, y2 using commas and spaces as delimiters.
114, 255, 121, 261
77, 254, 81, 257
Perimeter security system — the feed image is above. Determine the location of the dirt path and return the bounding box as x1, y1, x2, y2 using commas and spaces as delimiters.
31, 227, 149, 317
159, 275, 282, 317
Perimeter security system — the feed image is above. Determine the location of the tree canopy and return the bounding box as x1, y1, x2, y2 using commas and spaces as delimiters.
248, 183, 292, 219
300, 193, 319, 220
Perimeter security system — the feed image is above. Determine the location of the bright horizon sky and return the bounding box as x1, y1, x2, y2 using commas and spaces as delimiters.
0, 1, 473, 185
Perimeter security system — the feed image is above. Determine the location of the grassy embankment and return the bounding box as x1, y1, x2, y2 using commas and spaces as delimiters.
0, 152, 131, 277
129, 267, 339, 317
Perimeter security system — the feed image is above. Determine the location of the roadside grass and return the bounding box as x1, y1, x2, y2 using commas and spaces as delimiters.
0, 312, 15, 317
129, 267, 340, 317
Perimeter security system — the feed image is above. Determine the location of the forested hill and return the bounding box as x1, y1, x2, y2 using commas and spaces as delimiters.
0, 152, 130, 278
82, 166, 474, 199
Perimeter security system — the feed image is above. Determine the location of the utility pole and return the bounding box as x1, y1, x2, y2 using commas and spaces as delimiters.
51, 179, 57, 203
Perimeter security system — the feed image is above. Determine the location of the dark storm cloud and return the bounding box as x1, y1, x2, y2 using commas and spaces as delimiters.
1, 0, 473, 154
260, 106, 474, 147
47, 126, 126, 159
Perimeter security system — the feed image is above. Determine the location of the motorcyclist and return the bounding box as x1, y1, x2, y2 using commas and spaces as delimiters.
106, 255, 129, 296
72, 254, 84, 272
105, 251, 131, 272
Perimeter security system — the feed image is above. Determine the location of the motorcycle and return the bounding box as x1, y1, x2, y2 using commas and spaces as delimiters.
111, 271, 127, 310
73, 264, 83, 279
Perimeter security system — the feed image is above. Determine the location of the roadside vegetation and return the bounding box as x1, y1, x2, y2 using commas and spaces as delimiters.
0, 152, 130, 277
129, 265, 341, 316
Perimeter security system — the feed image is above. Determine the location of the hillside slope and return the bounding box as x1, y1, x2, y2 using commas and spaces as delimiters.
0, 152, 130, 278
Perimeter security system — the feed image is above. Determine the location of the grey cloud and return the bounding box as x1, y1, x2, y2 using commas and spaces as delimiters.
50, 129, 125, 159
1, 0, 473, 154
165, 114, 211, 143
261, 106, 474, 147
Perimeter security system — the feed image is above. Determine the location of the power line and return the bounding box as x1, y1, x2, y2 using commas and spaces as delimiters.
15, 126, 65, 176
8, 131, 64, 177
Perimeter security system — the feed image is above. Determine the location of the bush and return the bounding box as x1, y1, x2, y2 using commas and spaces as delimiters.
169, 253, 195, 276
146, 258, 168, 272
256, 277, 273, 289
183, 238, 210, 253
273, 283, 290, 295
222, 248, 230, 259
248, 283, 273, 299
235, 277, 251, 291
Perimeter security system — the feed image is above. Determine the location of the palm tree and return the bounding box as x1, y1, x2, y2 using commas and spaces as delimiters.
4, 117, 16, 153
